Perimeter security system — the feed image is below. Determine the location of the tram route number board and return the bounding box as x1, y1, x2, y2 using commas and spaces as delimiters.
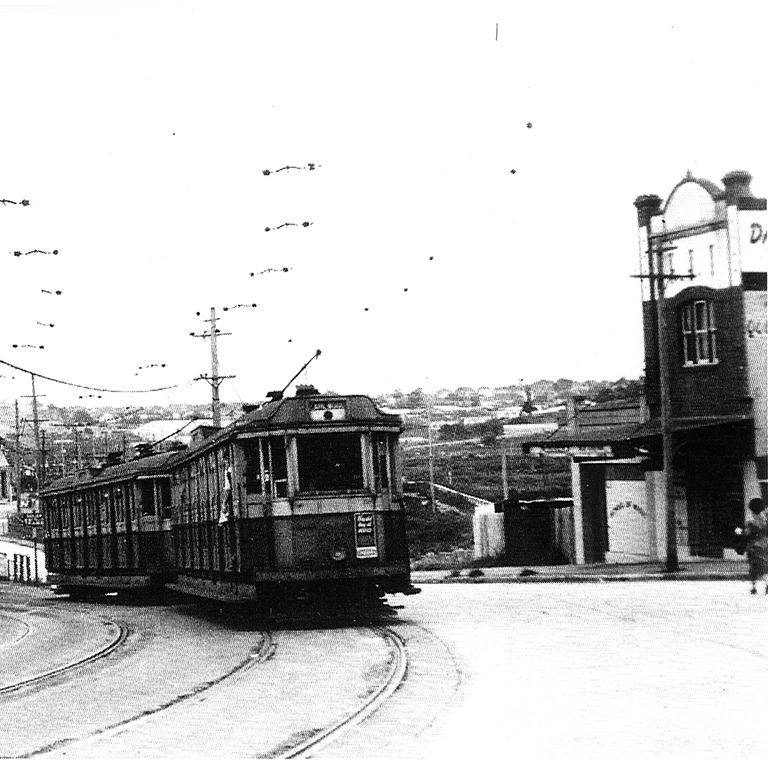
354, 512, 378, 559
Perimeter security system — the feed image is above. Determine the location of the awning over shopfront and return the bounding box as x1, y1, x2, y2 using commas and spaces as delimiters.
524, 409, 754, 457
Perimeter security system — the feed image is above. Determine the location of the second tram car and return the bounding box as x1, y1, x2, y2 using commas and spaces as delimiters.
41, 386, 416, 603
41, 450, 177, 593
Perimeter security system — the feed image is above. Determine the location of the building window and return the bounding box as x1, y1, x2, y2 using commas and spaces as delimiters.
681, 300, 718, 365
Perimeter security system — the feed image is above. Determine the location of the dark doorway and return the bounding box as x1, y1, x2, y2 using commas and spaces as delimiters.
685, 457, 743, 557
580, 463, 608, 563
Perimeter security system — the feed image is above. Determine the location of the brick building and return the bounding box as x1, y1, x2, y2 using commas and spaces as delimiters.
528, 170, 767, 563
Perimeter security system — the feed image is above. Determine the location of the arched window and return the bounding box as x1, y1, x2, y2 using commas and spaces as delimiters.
681, 300, 717, 365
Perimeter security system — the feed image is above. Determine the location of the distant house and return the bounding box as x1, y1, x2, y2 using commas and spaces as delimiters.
526, 170, 767, 564
0, 445, 15, 536
133, 418, 226, 446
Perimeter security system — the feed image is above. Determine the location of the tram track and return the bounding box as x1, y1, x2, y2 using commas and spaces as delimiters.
22, 630, 277, 758
0, 618, 129, 697
0, 610, 33, 648
548, 591, 768, 664
4, 595, 411, 760
40, 624, 405, 759
276, 625, 408, 759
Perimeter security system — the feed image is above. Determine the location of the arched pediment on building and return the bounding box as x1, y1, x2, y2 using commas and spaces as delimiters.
657, 175, 726, 233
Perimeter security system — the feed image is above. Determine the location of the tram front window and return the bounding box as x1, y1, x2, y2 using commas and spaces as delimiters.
297, 433, 364, 493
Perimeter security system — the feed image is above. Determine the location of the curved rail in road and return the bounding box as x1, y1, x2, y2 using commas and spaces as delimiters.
23, 630, 277, 758
0, 619, 129, 697
0, 610, 34, 647
280, 626, 408, 758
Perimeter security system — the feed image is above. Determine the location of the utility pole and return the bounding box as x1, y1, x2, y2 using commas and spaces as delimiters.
14, 399, 22, 516
192, 307, 234, 428
30, 374, 42, 496
501, 443, 509, 501
73, 427, 82, 473
40, 430, 47, 488
655, 242, 680, 572
634, 237, 693, 572
426, 392, 437, 516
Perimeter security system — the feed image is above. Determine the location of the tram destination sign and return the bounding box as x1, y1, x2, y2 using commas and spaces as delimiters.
310, 399, 347, 421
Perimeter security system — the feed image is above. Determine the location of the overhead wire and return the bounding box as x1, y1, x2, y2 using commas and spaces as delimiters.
0, 358, 191, 394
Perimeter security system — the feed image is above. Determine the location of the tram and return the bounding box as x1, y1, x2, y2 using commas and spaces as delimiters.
40, 449, 178, 594
41, 385, 416, 603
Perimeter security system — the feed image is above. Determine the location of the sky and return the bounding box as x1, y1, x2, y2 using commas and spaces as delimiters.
1, 0, 767, 411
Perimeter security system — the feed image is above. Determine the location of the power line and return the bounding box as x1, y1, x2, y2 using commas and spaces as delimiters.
0, 358, 190, 394
264, 221, 312, 232
13, 249, 58, 257
262, 163, 320, 176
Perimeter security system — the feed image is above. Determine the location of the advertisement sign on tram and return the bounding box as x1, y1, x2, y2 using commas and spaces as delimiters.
354, 512, 377, 559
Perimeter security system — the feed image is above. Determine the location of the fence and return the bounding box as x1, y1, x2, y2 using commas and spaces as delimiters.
0, 535, 46, 583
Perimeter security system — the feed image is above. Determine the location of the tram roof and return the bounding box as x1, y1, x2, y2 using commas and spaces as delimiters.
180, 394, 402, 459
40, 396, 403, 493
40, 451, 181, 495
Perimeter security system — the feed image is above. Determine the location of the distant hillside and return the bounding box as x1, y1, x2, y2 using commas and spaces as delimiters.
401, 441, 570, 557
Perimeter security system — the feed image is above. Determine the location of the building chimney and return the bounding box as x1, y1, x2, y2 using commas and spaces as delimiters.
721, 170, 752, 205
633, 194, 662, 228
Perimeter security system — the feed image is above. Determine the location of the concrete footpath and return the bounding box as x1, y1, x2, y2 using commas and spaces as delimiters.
411, 557, 749, 584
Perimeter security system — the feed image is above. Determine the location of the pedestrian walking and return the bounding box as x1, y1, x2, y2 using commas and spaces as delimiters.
738, 497, 768, 595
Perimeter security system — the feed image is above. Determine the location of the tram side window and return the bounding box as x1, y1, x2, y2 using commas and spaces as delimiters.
115, 487, 125, 523
297, 433, 364, 493
372, 434, 390, 490
267, 437, 288, 498
139, 480, 156, 517
100, 491, 108, 525
244, 440, 264, 494
160, 480, 172, 518
244, 438, 288, 498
